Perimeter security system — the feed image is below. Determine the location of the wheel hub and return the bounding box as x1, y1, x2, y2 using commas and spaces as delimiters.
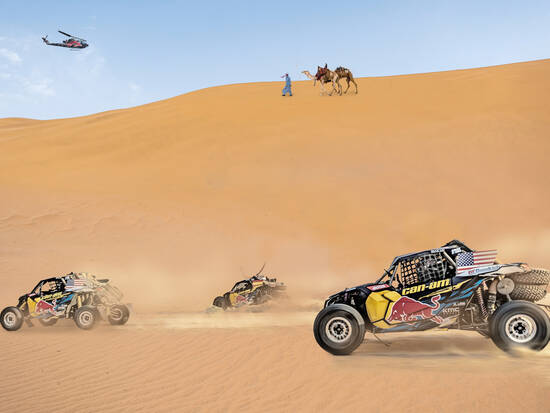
3, 312, 16, 328
325, 316, 352, 343
79, 311, 93, 326
110, 308, 122, 320
505, 314, 537, 343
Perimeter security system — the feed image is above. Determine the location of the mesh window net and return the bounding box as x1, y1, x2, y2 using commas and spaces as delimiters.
399, 252, 449, 286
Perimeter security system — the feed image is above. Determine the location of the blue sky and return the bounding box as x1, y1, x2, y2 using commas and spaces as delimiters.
1, 0, 549, 119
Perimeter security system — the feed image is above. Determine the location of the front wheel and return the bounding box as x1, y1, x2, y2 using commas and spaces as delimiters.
74, 306, 97, 330
212, 296, 227, 310
108, 304, 130, 325
1, 307, 24, 331
489, 301, 550, 352
313, 304, 366, 355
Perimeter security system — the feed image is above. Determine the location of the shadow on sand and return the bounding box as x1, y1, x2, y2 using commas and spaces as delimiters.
352, 331, 500, 359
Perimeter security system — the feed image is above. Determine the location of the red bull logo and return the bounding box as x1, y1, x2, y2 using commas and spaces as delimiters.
235, 295, 247, 303
387, 295, 443, 324
35, 300, 56, 315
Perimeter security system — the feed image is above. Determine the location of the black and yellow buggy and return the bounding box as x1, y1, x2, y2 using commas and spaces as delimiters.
212, 268, 287, 310
314, 240, 550, 355
1, 272, 130, 331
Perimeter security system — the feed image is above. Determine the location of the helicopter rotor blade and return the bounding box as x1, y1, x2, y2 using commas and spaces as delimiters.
58, 30, 87, 42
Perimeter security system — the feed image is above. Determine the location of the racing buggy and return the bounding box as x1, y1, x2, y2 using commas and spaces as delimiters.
1, 272, 130, 331
314, 240, 550, 355
212, 266, 287, 310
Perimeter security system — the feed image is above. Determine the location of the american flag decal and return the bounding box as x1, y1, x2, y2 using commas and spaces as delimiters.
66, 278, 88, 290
456, 250, 498, 272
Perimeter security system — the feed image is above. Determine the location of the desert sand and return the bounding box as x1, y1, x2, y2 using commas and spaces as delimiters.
1, 59, 550, 412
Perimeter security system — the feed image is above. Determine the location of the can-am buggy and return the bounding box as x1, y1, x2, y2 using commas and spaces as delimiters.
1, 272, 130, 331
212, 266, 287, 310
314, 240, 550, 355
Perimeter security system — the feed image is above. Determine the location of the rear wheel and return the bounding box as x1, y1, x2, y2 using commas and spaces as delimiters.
250, 287, 272, 305
108, 304, 130, 325
313, 305, 365, 355
1, 307, 24, 331
38, 317, 58, 327
74, 306, 97, 330
489, 301, 550, 352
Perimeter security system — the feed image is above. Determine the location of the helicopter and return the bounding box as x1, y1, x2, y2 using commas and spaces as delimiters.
42, 30, 88, 49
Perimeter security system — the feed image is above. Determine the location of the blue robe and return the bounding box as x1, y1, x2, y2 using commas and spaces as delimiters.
282, 75, 292, 96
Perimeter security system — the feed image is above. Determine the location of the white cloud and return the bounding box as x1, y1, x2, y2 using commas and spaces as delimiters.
23, 77, 55, 97
0, 34, 131, 118
0, 48, 22, 64
0, 91, 26, 102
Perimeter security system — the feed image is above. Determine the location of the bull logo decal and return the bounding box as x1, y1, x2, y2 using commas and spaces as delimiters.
387, 295, 443, 324
35, 300, 56, 315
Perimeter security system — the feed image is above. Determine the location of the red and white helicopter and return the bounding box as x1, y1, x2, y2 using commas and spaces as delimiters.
42, 30, 88, 49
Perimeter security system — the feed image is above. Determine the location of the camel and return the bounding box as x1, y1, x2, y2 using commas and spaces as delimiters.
302, 70, 317, 85
303, 69, 331, 96
314, 64, 340, 96
334, 66, 358, 94
303, 70, 324, 95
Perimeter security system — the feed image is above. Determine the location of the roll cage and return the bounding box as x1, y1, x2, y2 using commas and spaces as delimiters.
30, 277, 66, 295
375, 240, 473, 288
231, 280, 253, 293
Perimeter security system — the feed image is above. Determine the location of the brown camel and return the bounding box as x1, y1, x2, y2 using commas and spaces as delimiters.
314, 64, 339, 96
334, 66, 358, 94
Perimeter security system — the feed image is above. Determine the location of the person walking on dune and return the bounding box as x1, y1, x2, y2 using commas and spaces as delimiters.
281, 73, 292, 96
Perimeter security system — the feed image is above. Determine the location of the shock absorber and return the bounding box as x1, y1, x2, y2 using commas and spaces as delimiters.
487, 293, 497, 315
476, 287, 488, 320
486, 279, 499, 315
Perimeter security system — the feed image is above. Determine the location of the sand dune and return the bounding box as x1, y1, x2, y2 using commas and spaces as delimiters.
1, 59, 550, 411
1, 323, 550, 412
